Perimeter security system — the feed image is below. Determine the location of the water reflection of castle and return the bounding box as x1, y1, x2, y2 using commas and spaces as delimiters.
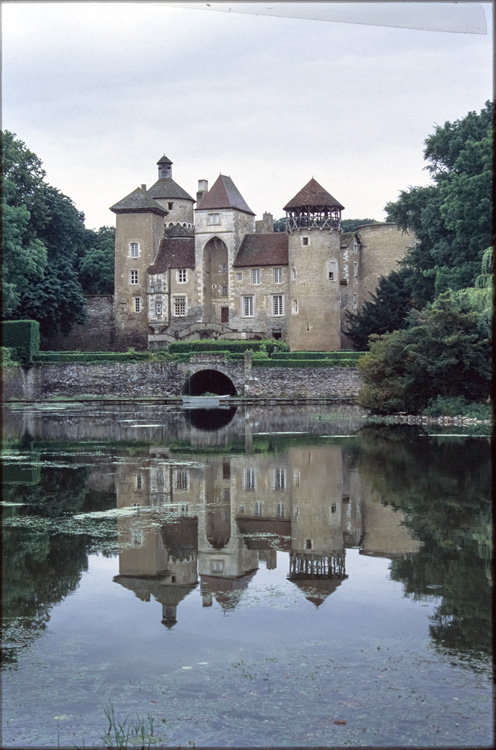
113, 445, 421, 626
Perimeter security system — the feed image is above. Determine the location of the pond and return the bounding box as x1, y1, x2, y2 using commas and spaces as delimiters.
1, 402, 492, 748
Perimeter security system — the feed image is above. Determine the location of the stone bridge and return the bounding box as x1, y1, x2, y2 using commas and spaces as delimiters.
5, 353, 361, 401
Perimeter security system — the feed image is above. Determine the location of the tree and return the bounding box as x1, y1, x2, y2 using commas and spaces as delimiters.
79, 226, 115, 294
341, 218, 378, 232
2, 131, 88, 336
358, 290, 491, 414
385, 102, 493, 302
345, 268, 415, 350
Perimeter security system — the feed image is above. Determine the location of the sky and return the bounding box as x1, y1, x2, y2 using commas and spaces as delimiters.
2, 2, 493, 231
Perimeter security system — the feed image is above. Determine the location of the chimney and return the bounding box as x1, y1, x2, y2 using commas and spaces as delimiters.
197, 179, 208, 205
141, 184, 147, 191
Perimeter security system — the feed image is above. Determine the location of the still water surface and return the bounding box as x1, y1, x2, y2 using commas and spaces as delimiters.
1, 403, 492, 747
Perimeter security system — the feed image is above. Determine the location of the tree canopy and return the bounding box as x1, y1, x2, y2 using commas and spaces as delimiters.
347, 102, 493, 352
2, 131, 115, 337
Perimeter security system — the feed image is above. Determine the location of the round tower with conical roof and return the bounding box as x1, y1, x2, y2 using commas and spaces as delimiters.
284, 178, 344, 351
147, 155, 195, 228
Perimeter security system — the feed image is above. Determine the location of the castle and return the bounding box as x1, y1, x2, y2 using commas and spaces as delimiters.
111, 155, 412, 351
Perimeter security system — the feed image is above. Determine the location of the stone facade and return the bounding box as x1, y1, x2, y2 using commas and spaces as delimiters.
109, 156, 413, 351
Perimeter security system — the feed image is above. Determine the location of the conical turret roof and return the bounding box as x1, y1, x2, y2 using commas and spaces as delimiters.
197, 175, 255, 215
147, 178, 195, 202
283, 178, 344, 211
110, 187, 168, 216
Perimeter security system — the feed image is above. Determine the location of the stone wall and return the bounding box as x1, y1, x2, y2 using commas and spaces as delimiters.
6, 361, 362, 401
42, 296, 115, 352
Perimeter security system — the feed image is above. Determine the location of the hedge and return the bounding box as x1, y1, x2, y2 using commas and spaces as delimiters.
252, 358, 360, 368
168, 339, 289, 355
271, 351, 365, 360
33, 351, 192, 364
2, 320, 40, 367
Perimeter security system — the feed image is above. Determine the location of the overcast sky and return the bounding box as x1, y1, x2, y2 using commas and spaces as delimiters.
3, 2, 493, 230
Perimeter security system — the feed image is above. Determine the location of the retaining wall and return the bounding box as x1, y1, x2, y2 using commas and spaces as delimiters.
2, 361, 362, 401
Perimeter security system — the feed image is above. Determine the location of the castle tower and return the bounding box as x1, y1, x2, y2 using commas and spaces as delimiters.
110, 187, 169, 349
284, 178, 344, 351
147, 155, 195, 228
194, 175, 255, 325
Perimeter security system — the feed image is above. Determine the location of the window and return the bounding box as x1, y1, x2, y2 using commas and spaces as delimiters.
354, 261, 359, 278
211, 559, 224, 573
244, 467, 256, 491
208, 213, 221, 225
328, 261, 337, 281
242, 296, 254, 317
134, 297, 141, 313
155, 300, 162, 316
129, 269, 138, 285
302, 237, 309, 246
239, 504, 245, 514
274, 468, 286, 491
132, 528, 143, 547
221, 285, 228, 297
221, 264, 228, 273
237, 272, 242, 281
331, 503, 337, 513
168, 202, 174, 210
177, 269, 187, 283
175, 469, 189, 490
274, 268, 282, 284
291, 267, 297, 280
272, 295, 284, 316
173, 296, 186, 316
293, 468, 301, 486
254, 501, 263, 517
353, 293, 357, 309
328, 271, 334, 280
251, 268, 260, 285
223, 488, 230, 502
156, 469, 165, 490
292, 299, 299, 315
180, 504, 189, 516
277, 502, 285, 518
136, 474, 143, 490
129, 242, 139, 258
305, 538, 313, 550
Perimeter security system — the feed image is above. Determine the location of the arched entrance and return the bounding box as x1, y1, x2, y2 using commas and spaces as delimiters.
203, 237, 229, 324
182, 369, 237, 397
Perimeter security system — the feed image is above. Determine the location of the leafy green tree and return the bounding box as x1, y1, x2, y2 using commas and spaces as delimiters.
79, 226, 115, 294
385, 101, 493, 303
273, 217, 286, 232
341, 218, 378, 232
2, 131, 88, 336
358, 291, 491, 414
345, 269, 415, 350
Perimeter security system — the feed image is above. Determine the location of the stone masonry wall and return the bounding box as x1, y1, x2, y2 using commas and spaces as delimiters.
42, 296, 115, 351
6, 361, 362, 400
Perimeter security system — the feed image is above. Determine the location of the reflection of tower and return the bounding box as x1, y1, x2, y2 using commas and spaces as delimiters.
113, 458, 201, 628
288, 445, 349, 606
198, 457, 259, 610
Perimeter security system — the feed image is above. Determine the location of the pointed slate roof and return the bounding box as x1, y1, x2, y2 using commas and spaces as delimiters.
233, 233, 288, 267
147, 178, 195, 202
283, 178, 344, 211
197, 175, 255, 215
157, 154, 173, 164
110, 187, 168, 216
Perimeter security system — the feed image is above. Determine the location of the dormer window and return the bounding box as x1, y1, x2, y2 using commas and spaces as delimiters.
208, 213, 221, 225
177, 269, 187, 283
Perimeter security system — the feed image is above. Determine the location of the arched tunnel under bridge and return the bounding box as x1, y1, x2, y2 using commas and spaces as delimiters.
182, 369, 238, 397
